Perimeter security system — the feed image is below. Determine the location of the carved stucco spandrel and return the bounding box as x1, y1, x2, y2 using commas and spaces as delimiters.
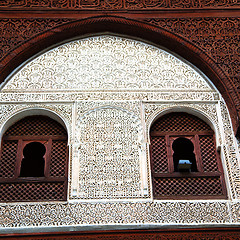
0, 103, 73, 140
2, 36, 213, 92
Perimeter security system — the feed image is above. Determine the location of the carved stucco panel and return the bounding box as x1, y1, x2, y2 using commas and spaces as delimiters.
220, 102, 240, 199
0, 201, 231, 228
70, 102, 144, 199
0, 103, 73, 140
230, 201, 240, 223
2, 36, 213, 92
0, 91, 218, 102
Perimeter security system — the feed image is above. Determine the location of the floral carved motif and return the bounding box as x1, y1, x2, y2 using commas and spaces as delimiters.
2, 36, 212, 92
0, 92, 218, 102
72, 104, 144, 199
0, 0, 239, 9
0, 18, 73, 61
0, 201, 231, 228
144, 17, 240, 110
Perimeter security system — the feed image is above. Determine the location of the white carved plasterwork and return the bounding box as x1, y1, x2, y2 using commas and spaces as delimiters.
0, 34, 239, 231
76, 101, 141, 117
144, 102, 219, 142
219, 102, 240, 199
0, 201, 232, 228
47, 92, 220, 102
0, 91, 219, 102
0, 103, 73, 140
2, 36, 213, 92
71, 103, 144, 199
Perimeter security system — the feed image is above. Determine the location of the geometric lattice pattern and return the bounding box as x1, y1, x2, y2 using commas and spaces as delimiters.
150, 112, 226, 199
199, 135, 219, 172
0, 115, 68, 202
154, 177, 223, 196
4, 115, 67, 136
0, 182, 65, 202
151, 112, 212, 132
49, 141, 67, 177
0, 140, 18, 178
151, 136, 168, 173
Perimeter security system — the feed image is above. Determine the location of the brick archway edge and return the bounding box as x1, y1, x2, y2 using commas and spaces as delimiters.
0, 16, 238, 133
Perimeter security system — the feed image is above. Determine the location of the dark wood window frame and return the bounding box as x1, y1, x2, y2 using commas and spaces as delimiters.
0, 116, 68, 202
150, 112, 227, 200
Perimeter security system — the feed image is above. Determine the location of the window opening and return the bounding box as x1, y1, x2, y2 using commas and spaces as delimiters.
20, 142, 46, 177
150, 112, 227, 199
0, 115, 68, 202
172, 137, 197, 172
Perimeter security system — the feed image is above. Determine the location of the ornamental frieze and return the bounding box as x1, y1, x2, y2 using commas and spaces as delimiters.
0, 0, 239, 9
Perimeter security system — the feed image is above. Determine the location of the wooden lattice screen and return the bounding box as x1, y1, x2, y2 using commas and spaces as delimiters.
150, 112, 227, 199
0, 116, 68, 202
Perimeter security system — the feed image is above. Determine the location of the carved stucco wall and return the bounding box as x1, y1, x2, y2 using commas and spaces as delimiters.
0, 35, 240, 232
2, 36, 212, 92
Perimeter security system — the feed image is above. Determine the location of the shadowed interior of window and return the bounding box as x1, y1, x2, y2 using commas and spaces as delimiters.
172, 137, 197, 172
20, 142, 46, 177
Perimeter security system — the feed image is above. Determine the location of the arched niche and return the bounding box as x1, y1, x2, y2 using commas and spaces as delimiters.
75, 106, 143, 199
0, 108, 69, 141
149, 111, 227, 200
0, 33, 238, 201
0, 111, 69, 202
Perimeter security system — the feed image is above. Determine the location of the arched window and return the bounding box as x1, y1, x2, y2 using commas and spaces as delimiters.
0, 115, 68, 202
150, 112, 227, 199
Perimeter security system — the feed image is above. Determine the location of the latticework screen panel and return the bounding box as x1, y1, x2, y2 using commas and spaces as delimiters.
0, 182, 65, 201
4, 116, 67, 136
150, 112, 226, 199
0, 115, 68, 202
49, 140, 67, 177
199, 135, 219, 172
0, 140, 18, 178
151, 112, 212, 132
151, 136, 168, 173
153, 177, 223, 196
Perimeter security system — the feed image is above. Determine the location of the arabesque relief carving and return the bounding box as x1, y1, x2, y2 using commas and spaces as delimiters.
0, 35, 240, 230
2, 36, 212, 92
73, 105, 144, 199
0, 201, 230, 227
144, 17, 240, 111
0, 0, 239, 9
